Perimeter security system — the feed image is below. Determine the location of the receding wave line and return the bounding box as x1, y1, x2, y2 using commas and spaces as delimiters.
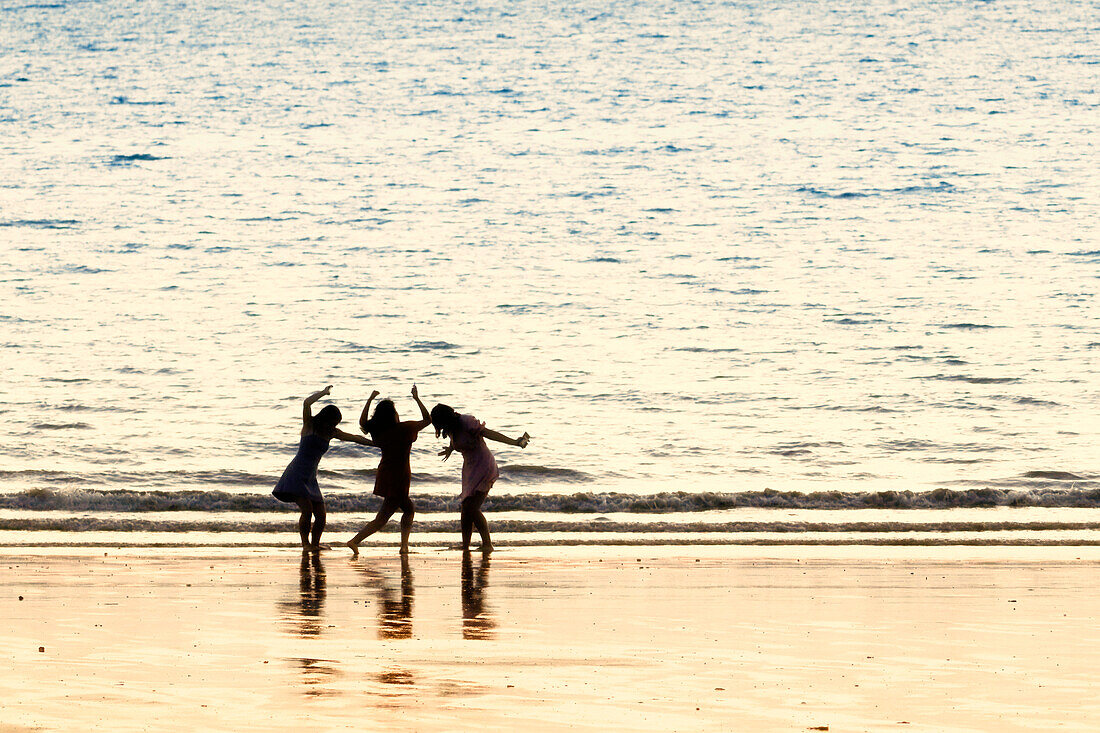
4, 518, 1100, 534
1, 486, 1098, 514
0, 464, 585, 489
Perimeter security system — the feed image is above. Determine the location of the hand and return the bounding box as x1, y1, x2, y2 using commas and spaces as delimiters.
411, 384, 419, 400
369, 390, 380, 400
322, 385, 332, 396
517, 432, 530, 449
439, 446, 454, 461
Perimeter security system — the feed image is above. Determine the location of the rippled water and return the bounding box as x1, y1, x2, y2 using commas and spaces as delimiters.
1, 0, 1097, 538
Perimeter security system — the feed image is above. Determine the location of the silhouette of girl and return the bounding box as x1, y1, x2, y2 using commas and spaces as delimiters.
272, 386, 375, 551
430, 403, 530, 552
346, 385, 432, 555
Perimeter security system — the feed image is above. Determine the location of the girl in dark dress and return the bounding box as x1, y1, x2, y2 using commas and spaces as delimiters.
346, 385, 432, 555
272, 385, 375, 551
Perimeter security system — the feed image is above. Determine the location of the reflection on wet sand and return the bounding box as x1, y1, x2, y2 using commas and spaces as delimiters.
278, 552, 340, 696
279, 551, 327, 638
290, 657, 340, 697
462, 552, 495, 640
378, 668, 415, 686
354, 554, 415, 641
352, 556, 417, 695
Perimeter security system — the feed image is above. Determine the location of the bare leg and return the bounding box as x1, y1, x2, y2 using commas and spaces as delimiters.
295, 499, 312, 549
469, 492, 492, 552
460, 493, 490, 552
460, 500, 475, 551
347, 498, 399, 556
398, 497, 415, 554
310, 501, 328, 550
473, 512, 492, 553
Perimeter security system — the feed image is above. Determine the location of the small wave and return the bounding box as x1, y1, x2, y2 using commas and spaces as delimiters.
922, 374, 1021, 384
405, 340, 460, 351
29, 423, 91, 430
499, 465, 590, 482
938, 323, 1003, 330
110, 97, 168, 106
827, 317, 887, 325
109, 153, 168, 164
0, 218, 80, 229
672, 347, 741, 353
62, 265, 111, 274
798, 182, 955, 199
1013, 397, 1061, 407
1022, 471, 1086, 481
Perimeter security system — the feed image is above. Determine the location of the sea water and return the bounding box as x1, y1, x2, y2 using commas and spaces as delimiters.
0, 0, 1096, 545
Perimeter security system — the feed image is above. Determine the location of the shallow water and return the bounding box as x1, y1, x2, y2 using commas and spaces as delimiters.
1, 0, 1096, 539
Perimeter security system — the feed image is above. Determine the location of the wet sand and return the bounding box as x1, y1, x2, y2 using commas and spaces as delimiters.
2, 546, 1099, 732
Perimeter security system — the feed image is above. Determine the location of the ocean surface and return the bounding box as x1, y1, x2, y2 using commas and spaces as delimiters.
1, 0, 1097, 545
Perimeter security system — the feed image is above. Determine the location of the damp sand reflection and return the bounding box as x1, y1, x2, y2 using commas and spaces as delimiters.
462, 552, 495, 640
354, 554, 415, 641
279, 551, 327, 638
351, 555, 419, 700
278, 552, 341, 696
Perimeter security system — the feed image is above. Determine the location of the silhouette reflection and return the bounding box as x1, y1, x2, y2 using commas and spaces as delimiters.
461, 551, 495, 640
354, 554, 414, 640
277, 552, 340, 696
291, 657, 340, 697
279, 550, 327, 638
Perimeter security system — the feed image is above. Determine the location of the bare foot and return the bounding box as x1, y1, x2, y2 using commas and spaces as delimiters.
480, 543, 494, 554
399, 545, 410, 555
309, 543, 331, 552
346, 540, 360, 557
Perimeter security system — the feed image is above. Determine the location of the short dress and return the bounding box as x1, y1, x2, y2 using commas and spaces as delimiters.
371, 422, 421, 499
272, 433, 331, 503
452, 414, 499, 501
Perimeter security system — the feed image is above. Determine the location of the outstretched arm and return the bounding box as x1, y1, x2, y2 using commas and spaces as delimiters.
482, 427, 531, 449
302, 385, 332, 427
332, 428, 376, 447
410, 384, 431, 430
359, 390, 380, 433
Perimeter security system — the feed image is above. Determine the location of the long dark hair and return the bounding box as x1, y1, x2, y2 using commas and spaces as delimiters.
361, 399, 399, 439
430, 403, 460, 439
312, 404, 342, 438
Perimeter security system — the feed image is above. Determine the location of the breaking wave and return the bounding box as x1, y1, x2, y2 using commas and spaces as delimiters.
2, 485, 1098, 514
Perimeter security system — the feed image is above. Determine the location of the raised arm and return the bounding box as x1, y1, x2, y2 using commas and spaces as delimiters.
482, 427, 531, 449
332, 428, 376, 448
410, 384, 431, 430
359, 389, 380, 433
302, 385, 332, 428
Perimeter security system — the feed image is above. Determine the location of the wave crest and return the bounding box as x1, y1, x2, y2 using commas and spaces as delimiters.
2, 485, 1098, 514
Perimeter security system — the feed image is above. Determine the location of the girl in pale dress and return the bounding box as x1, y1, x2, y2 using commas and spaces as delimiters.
430, 403, 530, 552
272, 386, 375, 551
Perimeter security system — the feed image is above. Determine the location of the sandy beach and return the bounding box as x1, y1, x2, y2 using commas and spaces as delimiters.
2, 546, 1098, 732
